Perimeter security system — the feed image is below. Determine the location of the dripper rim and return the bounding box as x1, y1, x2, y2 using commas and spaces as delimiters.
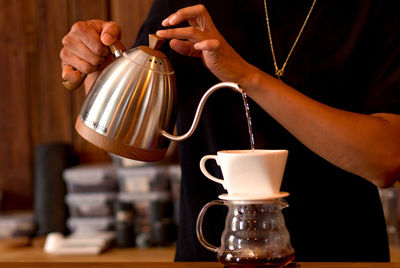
218, 192, 289, 201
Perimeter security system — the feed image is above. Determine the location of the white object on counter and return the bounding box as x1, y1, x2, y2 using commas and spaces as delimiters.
44, 231, 115, 255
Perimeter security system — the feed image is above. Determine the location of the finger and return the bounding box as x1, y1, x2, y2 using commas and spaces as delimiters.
86, 20, 121, 46
169, 39, 202, 57
68, 21, 109, 57
162, 4, 213, 30
61, 64, 86, 90
195, 39, 222, 63
61, 64, 84, 83
60, 48, 98, 75
62, 35, 107, 67
156, 26, 209, 44
193, 39, 220, 52
97, 21, 122, 46
70, 20, 121, 57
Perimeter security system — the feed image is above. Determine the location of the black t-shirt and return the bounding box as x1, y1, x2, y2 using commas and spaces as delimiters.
134, 0, 400, 262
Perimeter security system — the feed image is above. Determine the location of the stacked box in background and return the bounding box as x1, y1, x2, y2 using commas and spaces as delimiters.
117, 164, 181, 247
63, 164, 118, 233
62, 162, 181, 248
0, 212, 35, 240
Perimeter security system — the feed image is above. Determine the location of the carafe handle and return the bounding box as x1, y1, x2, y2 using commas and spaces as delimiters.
161, 82, 243, 141
199, 155, 226, 189
62, 41, 125, 90
196, 200, 226, 252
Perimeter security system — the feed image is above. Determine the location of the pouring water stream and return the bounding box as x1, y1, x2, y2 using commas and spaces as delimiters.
241, 91, 255, 151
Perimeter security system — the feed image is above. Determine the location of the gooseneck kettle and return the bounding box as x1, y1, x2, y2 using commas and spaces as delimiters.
64, 34, 242, 161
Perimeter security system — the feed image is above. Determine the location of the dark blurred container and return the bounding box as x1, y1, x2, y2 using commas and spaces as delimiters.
34, 143, 76, 235
115, 201, 135, 247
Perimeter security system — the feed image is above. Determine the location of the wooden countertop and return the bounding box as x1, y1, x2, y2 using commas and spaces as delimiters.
0, 241, 399, 268
0, 244, 176, 263
1, 262, 400, 267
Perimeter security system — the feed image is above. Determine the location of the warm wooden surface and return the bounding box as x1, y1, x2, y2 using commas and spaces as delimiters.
1, 245, 400, 267
1, 262, 400, 268
0, 245, 175, 263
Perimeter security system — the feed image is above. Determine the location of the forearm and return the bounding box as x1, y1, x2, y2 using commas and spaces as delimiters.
242, 68, 400, 187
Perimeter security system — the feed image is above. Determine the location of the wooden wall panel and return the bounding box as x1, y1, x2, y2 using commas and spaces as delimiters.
0, 0, 33, 210
0, 0, 155, 210
27, 0, 73, 146
110, 0, 154, 49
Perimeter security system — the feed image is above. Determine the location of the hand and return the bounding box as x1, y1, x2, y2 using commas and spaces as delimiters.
60, 20, 122, 87
156, 4, 254, 85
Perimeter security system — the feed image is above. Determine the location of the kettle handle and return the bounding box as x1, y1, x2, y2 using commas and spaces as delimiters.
62, 42, 125, 90
161, 82, 243, 141
196, 200, 227, 253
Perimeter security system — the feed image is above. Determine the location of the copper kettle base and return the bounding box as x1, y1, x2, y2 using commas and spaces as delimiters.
75, 117, 167, 162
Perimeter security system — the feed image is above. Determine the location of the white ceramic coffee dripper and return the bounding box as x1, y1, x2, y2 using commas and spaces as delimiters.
200, 149, 289, 200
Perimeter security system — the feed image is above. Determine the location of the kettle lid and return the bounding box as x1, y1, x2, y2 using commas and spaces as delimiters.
124, 34, 173, 74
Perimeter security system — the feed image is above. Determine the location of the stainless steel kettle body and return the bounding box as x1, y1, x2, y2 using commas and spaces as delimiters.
76, 35, 242, 162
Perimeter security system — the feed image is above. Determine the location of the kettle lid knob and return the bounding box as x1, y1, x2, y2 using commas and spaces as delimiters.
149, 34, 165, 50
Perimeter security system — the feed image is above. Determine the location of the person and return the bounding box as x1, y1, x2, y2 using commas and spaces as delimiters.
60, 0, 400, 262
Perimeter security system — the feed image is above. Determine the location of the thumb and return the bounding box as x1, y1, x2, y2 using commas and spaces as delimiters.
194, 39, 220, 54
100, 21, 121, 45
88, 20, 122, 46
194, 39, 221, 62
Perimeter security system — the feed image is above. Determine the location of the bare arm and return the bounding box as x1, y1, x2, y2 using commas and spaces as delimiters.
157, 4, 400, 187
245, 70, 400, 187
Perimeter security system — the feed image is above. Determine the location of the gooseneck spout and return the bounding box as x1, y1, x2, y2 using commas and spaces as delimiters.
161, 82, 243, 141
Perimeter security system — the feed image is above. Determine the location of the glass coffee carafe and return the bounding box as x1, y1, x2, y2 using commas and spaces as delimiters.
196, 198, 295, 267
